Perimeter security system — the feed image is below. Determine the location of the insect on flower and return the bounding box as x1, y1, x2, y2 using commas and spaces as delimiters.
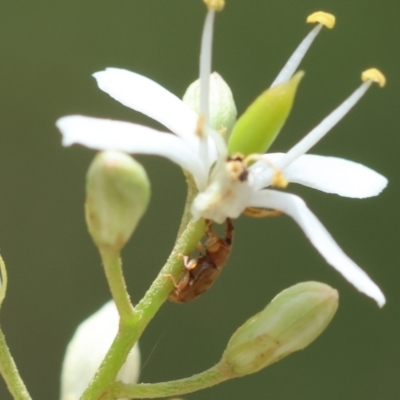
167, 218, 234, 303
56, 4, 387, 306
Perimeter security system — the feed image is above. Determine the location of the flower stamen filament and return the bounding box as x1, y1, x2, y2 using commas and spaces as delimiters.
276, 69, 386, 171
271, 12, 335, 87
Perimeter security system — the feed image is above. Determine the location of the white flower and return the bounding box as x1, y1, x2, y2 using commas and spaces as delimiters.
56, 8, 387, 306
60, 301, 140, 400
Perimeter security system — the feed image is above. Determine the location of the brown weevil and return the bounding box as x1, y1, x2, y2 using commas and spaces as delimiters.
167, 218, 234, 303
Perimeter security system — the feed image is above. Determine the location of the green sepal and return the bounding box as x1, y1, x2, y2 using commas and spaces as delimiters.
228, 71, 304, 156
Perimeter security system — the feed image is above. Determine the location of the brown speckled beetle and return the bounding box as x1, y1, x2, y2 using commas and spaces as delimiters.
167, 218, 234, 303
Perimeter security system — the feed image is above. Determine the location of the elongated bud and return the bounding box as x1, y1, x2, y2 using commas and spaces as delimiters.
85, 151, 150, 252
60, 301, 140, 400
183, 72, 237, 136
221, 282, 338, 376
228, 71, 304, 156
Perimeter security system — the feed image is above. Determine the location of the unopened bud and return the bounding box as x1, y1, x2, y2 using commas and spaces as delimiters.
85, 150, 150, 252
221, 282, 338, 376
60, 301, 140, 400
183, 72, 237, 136
228, 71, 304, 156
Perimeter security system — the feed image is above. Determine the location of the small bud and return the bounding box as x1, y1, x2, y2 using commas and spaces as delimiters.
85, 151, 150, 252
60, 301, 140, 400
228, 71, 304, 156
221, 282, 338, 376
183, 72, 237, 136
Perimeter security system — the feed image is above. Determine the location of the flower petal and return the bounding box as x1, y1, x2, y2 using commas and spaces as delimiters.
248, 190, 385, 307
251, 153, 388, 197
56, 115, 208, 189
93, 68, 200, 148
60, 301, 140, 400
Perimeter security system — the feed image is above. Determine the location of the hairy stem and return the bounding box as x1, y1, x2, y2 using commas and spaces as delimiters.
100, 249, 135, 321
0, 328, 31, 400
112, 363, 234, 398
81, 182, 205, 400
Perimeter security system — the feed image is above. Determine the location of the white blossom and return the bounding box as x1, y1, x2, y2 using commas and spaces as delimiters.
60, 301, 140, 400
56, 9, 386, 306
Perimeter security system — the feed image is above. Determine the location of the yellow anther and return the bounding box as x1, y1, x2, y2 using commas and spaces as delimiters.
195, 115, 206, 138
203, 0, 225, 11
306, 11, 336, 29
272, 170, 288, 188
361, 68, 386, 87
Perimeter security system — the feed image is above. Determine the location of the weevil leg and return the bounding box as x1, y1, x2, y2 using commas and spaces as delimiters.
196, 241, 204, 253
225, 218, 234, 244
204, 220, 220, 250
164, 272, 190, 291
177, 253, 198, 270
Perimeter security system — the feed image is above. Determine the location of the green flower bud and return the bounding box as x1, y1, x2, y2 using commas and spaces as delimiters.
85, 151, 150, 252
183, 72, 237, 136
228, 71, 304, 156
221, 282, 338, 377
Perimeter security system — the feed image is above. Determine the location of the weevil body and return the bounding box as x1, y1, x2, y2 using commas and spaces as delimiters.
167, 218, 234, 303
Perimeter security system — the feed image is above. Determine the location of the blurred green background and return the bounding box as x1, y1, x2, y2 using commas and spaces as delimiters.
0, 0, 398, 399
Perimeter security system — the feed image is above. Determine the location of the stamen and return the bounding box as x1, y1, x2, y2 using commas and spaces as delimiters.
361, 68, 386, 87
276, 73, 381, 171
195, 114, 206, 138
227, 159, 248, 182
271, 12, 335, 87
272, 170, 289, 188
198, 10, 216, 168
271, 29, 319, 87
306, 11, 336, 29
203, 0, 225, 11
199, 10, 215, 125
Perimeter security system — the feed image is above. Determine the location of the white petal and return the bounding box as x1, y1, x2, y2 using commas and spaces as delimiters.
60, 301, 140, 400
248, 190, 385, 307
251, 153, 388, 197
93, 68, 200, 149
56, 115, 208, 189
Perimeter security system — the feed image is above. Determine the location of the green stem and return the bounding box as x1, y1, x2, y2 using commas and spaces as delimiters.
100, 248, 135, 321
81, 183, 205, 400
0, 327, 31, 400
112, 364, 233, 398
176, 172, 198, 238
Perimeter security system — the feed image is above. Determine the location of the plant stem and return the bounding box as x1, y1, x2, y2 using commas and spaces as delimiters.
100, 248, 135, 321
112, 364, 233, 398
0, 327, 31, 400
81, 183, 205, 400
